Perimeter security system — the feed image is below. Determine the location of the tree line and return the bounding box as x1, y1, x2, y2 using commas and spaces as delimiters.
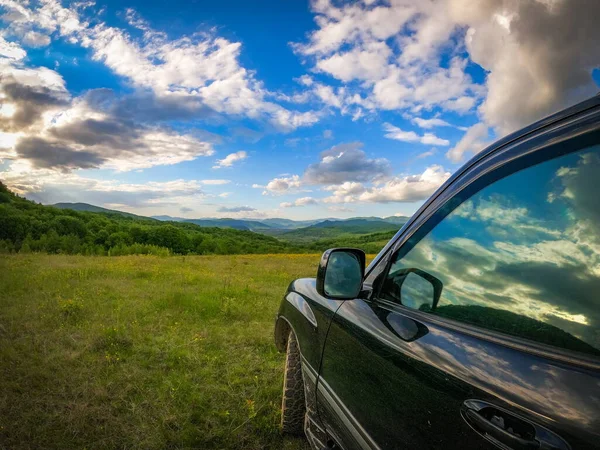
0, 182, 303, 256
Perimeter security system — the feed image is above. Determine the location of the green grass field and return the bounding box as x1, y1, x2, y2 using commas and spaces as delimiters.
0, 254, 324, 450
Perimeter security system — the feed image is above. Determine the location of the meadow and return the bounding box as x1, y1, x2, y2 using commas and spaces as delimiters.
0, 254, 323, 450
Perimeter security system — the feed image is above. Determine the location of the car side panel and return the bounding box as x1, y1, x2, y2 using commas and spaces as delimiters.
318, 299, 600, 449
275, 278, 345, 370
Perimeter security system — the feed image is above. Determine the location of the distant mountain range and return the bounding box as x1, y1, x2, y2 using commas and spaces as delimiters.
151, 215, 326, 231
273, 217, 408, 243
52, 202, 410, 237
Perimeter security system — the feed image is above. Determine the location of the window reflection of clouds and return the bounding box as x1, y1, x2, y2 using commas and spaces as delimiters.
390, 145, 600, 354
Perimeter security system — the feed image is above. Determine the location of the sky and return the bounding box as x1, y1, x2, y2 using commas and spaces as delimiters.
0, 0, 599, 221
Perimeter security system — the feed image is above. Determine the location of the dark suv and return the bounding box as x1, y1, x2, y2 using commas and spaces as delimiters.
274, 96, 600, 450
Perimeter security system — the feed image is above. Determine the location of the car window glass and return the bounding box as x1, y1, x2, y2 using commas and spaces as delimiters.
381, 144, 600, 358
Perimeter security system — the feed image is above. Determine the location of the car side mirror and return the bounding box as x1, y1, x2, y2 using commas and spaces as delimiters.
386, 267, 443, 311
316, 248, 366, 300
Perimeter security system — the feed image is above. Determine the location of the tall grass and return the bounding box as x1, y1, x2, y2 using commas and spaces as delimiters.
0, 254, 321, 449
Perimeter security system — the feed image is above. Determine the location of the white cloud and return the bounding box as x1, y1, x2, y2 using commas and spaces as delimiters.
304, 142, 391, 184
296, 0, 481, 116
296, 75, 314, 86
323, 182, 366, 203
0, 35, 26, 60
212, 151, 247, 169
22, 31, 51, 47
313, 83, 342, 108
293, 1, 415, 56
261, 174, 302, 195
324, 165, 450, 204
315, 41, 391, 82
0, 58, 215, 172
280, 197, 318, 208
296, 0, 600, 135
446, 123, 489, 163
412, 117, 452, 129
383, 123, 449, 146
81, 19, 320, 131
0, 0, 320, 132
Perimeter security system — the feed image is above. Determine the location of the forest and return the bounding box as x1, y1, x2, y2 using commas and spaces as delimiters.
0, 182, 303, 256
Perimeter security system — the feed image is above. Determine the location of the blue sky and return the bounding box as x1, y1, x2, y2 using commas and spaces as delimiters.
0, 0, 598, 220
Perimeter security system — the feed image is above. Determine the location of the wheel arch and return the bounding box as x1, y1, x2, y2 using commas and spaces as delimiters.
275, 315, 293, 353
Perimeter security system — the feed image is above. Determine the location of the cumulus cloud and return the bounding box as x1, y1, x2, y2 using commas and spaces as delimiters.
81, 12, 319, 131
446, 123, 490, 163
0, 75, 69, 132
0, 51, 215, 173
383, 123, 449, 146
39, 115, 213, 172
295, 1, 481, 116
280, 197, 317, 208
304, 142, 391, 185
0, 0, 320, 132
0, 36, 27, 60
296, 0, 600, 146
212, 151, 247, 169
22, 31, 51, 47
315, 41, 392, 82
458, 0, 600, 134
15, 137, 105, 171
322, 182, 367, 204
260, 174, 302, 195
324, 165, 451, 204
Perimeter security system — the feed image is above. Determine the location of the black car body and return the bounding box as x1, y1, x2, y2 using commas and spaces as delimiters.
275, 95, 600, 450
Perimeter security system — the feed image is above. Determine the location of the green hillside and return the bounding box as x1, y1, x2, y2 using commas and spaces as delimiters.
0, 182, 301, 256
308, 230, 398, 254
184, 218, 273, 232
277, 218, 405, 243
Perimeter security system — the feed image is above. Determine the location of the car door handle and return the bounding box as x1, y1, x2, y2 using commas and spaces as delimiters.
462, 400, 570, 450
465, 408, 539, 450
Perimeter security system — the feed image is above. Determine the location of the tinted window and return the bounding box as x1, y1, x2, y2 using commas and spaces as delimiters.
382, 145, 600, 357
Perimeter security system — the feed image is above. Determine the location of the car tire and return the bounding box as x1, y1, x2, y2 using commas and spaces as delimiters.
281, 330, 306, 435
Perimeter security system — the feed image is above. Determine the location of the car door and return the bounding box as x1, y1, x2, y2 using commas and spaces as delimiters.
316, 105, 600, 450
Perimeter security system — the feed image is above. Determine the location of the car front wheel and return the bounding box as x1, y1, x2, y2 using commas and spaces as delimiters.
280, 330, 306, 435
